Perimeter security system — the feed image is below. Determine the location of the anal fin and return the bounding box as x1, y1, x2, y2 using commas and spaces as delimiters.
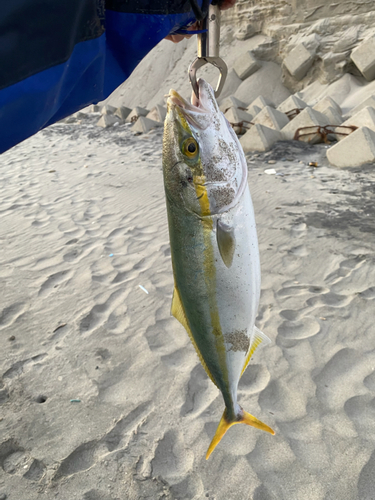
171, 286, 217, 387
241, 326, 271, 377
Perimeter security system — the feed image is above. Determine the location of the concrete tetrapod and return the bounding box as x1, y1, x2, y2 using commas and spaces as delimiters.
233, 51, 260, 80
336, 107, 375, 141
327, 126, 375, 167
240, 124, 282, 152
253, 106, 289, 131
284, 44, 315, 80
351, 36, 375, 81
131, 116, 162, 134
277, 95, 307, 114
281, 107, 329, 143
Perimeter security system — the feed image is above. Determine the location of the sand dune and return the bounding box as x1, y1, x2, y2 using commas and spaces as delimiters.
1, 113, 375, 499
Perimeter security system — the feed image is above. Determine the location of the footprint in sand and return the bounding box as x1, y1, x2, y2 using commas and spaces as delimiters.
2, 353, 47, 379
38, 269, 73, 297
259, 376, 308, 421
170, 474, 204, 500
344, 394, 375, 437
180, 364, 218, 417
314, 348, 375, 410
58, 221, 85, 239
239, 364, 271, 395
144, 318, 187, 356
53, 402, 152, 480
358, 448, 375, 500
288, 245, 309, 257
161, 346, 195, 372
325, 255, 366, 284
277, 317, 321, 341
277, 284, 310, 297
279, 309, 303, 321
0, 380, 9, 405
79, 289, 129, 334
0, 302, 26, 328
306, 292, 352, 308
23, 459, 46, 481
358, 286, 375, 300
0, 439, 45, 481
82, 490, 113, 500
63, 247, 83, 262
151, 430, 193, 482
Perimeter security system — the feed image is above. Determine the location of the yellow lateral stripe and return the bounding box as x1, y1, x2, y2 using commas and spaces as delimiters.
197, 182, 228, 386
195, 182, 210, 217
171, 286, 218, 387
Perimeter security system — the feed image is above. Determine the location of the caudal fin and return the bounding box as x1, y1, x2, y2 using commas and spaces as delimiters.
206, 408, 275, 460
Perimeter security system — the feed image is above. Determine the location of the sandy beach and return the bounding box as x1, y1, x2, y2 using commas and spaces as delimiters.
0, 108, 375, 500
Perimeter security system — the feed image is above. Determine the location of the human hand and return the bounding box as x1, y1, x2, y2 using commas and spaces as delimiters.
219, 0, 236, 10
165, 21, 199, 44
165, 0, 237, 43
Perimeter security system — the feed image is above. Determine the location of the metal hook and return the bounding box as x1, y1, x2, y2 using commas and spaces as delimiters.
188, 4, 227, 100
189, 57, 227, 99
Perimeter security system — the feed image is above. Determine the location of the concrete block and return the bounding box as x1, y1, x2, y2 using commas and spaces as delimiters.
313, 96, 342, 115
322, 107, 343, 126
224, 108, 253, 135
336, 106, 375, 141
101, 104, 117, 115
131, 116, 162, 134
218, 69, 242, 103
281, 107, 329, 143
219, 95, 247, 113
253, 106, 289, 131
233, 51, 260, 80
115, 106, 131, 120
146, 104, 167, 123
277, 95, 307, 114
348, 96, 375, 118
284, 44, 315, 80
126, 106, 149, 123
240, 124, 282, 153
327, 126, 375, 167
235, 24, 255, 41
247, 96, 274, 117
234, 61, 291, 108
351, 36, 375, 81
96, 115, 122, 128
88, 104, 101, 113
72, 111, 87, 120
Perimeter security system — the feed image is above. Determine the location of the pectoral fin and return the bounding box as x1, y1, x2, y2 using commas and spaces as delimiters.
216, 219, 236, 268
171, 286, 217, 387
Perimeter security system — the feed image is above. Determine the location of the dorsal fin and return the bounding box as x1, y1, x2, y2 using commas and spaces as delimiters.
171, 286, 218, 387
241, 327, 271, 377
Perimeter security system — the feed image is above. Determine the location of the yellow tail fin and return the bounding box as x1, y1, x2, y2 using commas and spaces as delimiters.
206, 409, 275, 460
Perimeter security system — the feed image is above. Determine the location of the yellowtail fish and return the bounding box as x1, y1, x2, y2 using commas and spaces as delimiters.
162, 79, 275, 460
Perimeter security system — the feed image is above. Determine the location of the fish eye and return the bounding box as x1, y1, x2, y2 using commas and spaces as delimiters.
182, 138, 199, 159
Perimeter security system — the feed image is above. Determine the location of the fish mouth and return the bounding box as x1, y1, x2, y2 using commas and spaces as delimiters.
167, 85, 208, 129
168, 89, 202, 113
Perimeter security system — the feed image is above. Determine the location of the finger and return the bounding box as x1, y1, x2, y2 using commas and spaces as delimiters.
220, 0, 237, 10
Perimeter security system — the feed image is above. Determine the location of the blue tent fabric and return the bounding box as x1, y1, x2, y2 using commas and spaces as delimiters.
0, 1, 208, 154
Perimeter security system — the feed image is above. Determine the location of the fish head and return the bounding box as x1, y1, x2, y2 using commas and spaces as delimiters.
163, 79, 247, 217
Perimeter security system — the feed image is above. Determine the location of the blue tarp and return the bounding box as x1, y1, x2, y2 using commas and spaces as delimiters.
0, 3, 206, 154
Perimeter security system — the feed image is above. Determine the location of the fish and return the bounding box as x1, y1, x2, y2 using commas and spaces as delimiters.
162, 79, 275, 460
